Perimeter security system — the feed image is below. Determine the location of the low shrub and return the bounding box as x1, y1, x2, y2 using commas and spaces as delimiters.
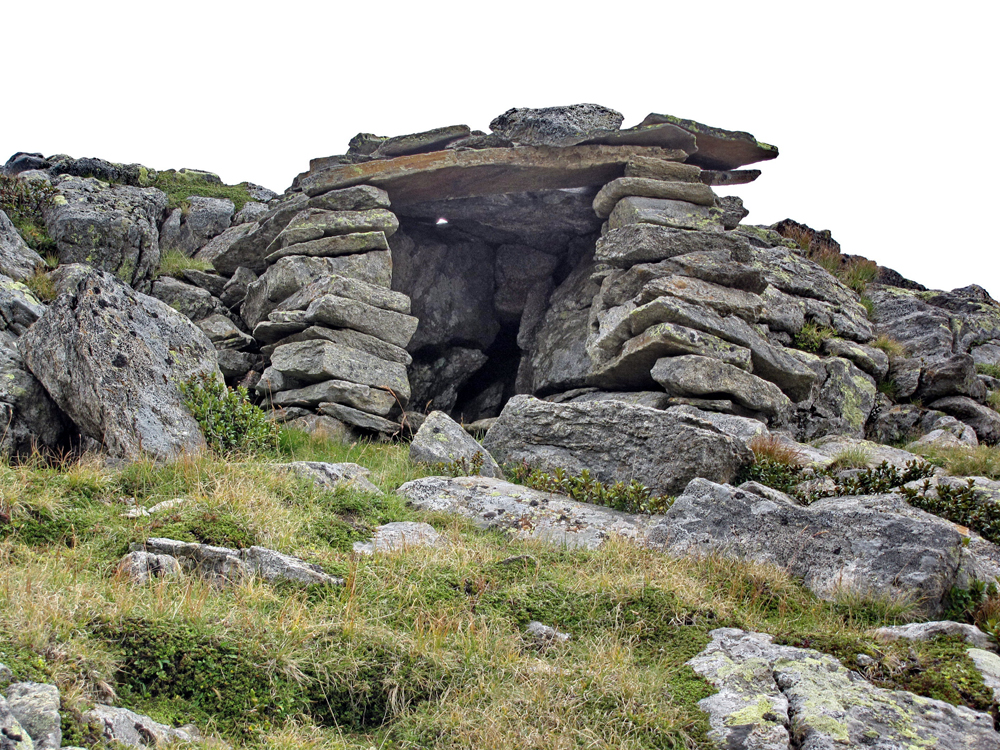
178, 374, 278, 456
155, 248, 214, 279
792, 322, 835, 353
976, 362, 1000, 379
902, 478, 1000, 545
872, 335, 906, 358
504, 463, 673, 514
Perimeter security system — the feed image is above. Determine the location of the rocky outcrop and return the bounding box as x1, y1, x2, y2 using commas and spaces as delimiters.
19, 268, 220, 460
83, 704, 201, 748
482, 395, 752, 496
0, 211, 44, 282
689, 628, 999, 750
409, 410, 501, 477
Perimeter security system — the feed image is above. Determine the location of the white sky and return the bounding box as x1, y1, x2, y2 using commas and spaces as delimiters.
5, 1, 997, 296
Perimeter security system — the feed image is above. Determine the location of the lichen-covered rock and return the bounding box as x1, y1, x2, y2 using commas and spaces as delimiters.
42, 174, 168, 286
212, 193, 310, 276
489, 104, 624, 146
0, 694, 33, 750
592, 177, 717, 217
482, 395, 752, 496
317, 402, 399, 433
594, 223, 755, 269
875, 621, 998, 651
688, 628, 999, 750
607, 196, 725, 233
115, 551, 182, 584
352, 522, 442, 555
398, 475, 660, 549
930, 395, 1000, 445
648, 479, 978, 615
18, 269, 220, 461
0, 275, 45, 338
275, 461, 381, 494
0, 210, 44, 282
159, 196, 233, 256
652, 355, 792, 417
150, 276, 228, 323
269, 340, 410, 404
5, 683, 60, 749
409, 410, 501, 477
791, 355, 877, 441
139, 538, 342, 586
82, 704, 201, 748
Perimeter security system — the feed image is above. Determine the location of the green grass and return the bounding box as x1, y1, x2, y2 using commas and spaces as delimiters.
791, 322, 835, 353
0, 434, 994, 749
155, 248, 215, 279
976, 363, 1000, 380
151, 170, 255, 212
911, 443, 1000, 480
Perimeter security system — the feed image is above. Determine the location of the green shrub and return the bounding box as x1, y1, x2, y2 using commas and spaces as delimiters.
178, 373, 278, 456
151, 170, 254, 212
155, 248, 214, 279
976, 363, 1000, 379
902, 478, 1000, 545
792, 322, 835, 353
504, 463, 672, 514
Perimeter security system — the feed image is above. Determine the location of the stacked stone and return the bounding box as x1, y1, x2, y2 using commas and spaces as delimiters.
237, 184, 417, 435
583, 154, 884, 434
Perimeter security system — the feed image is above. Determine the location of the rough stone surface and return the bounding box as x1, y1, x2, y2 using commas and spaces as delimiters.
489, 104, 625, 146
398, 476, 661, 549
482, 395, 752, 496
140, 538, 342, 586
270, 379, 396, 415
929, 395, 1000, 445
638, 112, 779, 170
607, 196, 724, 233
242, 252, 393, 327
115, 551, 182, 584
261, 325, 412, 366
0, 210, 44, 282
0, 276, 45, 337
151, 277, 227, 322
5, 683, 59, 750
408, 347, 488, 414
307, 184, 390, 212
83, 704, 201, 748
269, 208, 398, 251
43, 175, 168, 285
592, 177, 717, 217
652, 355, 792, 417
647, 478, 979, 616
196, 314, 253, 351
318, 402, 400, 433
373, 125, 472, 157
409, 411, 502, 477
595, 223, 752, 268
19, 269, 220, 461
193, 222, 254, 265
0, 695, 33, 750
687, 627, 999, 750
264, 230, 389, 265
270, 340, 410, 404
875, 621, 998, 651
304, 294, 418, 348
275, 461, 382, 495
352, 522, 442, 555
159, 196, 233, 256
211, 193, 310, 276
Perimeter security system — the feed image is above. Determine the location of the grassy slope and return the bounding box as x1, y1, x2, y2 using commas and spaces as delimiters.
1, 432, 995, 749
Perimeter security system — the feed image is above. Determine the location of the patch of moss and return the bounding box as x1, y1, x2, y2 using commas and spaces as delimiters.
152, 170, 254, 212
143, 507, 259, 549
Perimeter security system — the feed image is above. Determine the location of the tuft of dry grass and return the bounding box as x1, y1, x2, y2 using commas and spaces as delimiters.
748, 434, 806, 468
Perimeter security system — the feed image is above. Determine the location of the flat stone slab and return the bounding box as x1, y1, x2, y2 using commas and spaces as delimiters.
264, 230, 389, 265
875, 621, 998, 651
592, 177, 717, 218
276, 461, 382, 494
608, 196, 725, 232
299, 145, 691, 205
397, 476, 663, 550
352, 521, 442, 555
688, 628, 999, 750
638, 112, 779, 170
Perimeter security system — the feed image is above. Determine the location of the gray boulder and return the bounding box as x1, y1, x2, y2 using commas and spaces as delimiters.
688, 627, 999, 750
0, 276, 45, 338
595, 223, 756, 269
219, 265, 256, 309
792, 355, 878, 441
0, 695, 32, 750
482, 395, 752, 496
875, 621, 997, 651
19, 269, 221, 461
43, 175, 168, 285
159, 196, 233, 256
489, 104, 624, 146
5, 683, 59, 749
268, 208, 398, 252
607, 196, 724, 233
307, 184, 390, 212
929, 396, 1000, 445
193, 222, 254, 266
270, 378, 396, 415
275, 461, 382, 495
317, 402, 399, 434
211, 193, 310, 276
180, 268, 226, 298
241, 252, 393, 328
352, 522, 442, 555
398, 475, 660, 549
304, 294, 418, 348
82, 704, 200, 748
140, 538, 342, 585
373, 125, 472, 157
651, 355, 792, 418
260, 325, 411, 366
647, 478, 979, 616
115, 551, 182, 584
232, 200, 269, 225
1, 340, 67, 459
409, 411, 502, 477
150, 277, 227, 322
269, 340, 410, 404
196, 314, 253, 351
0, 210, 44, 282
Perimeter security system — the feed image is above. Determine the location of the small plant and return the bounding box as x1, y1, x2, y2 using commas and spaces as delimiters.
839, 258, 879, 295
872, 335, 906, 358
737, 435, 807, 494
877, 378, 898, 400
504, 462, 673, 515
987, 390, 1000, 413
976, 363, 1000, 380
155, 249, 214, 279
792, 322, 835, 353
859, 295, 876, 319
903, 478, 1000, 545
152, 170, 255, 212
178, 373, 278, 455
827, 445, 872, 471
432, 453, 486, 477
22, 269, 56, 302
910, 444, 1000, 480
